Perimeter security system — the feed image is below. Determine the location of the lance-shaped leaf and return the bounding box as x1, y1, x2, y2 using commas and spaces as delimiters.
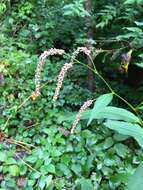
127, 163, 143, 190
104, 120, 143, 148
94, 106, 140, 123
87, 93, 113, 126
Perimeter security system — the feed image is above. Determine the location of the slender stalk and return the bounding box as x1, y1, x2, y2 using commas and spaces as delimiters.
74, 57, 143, 125
7, 140, 31, 153
95, 71, 114, 93
10, 139, 36, 148
15, 153, 41, 174
2, 81, 50, 149
3, 80, 50, 129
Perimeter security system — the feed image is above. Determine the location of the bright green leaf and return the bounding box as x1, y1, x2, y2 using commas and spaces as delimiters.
8, 165, 20, 176
71, 164, 82, 175
95, 107, 140, 123
104, 120, 143, 148
46, 175, 53, 188
80, 178, 93, 190
39, 175, 46, 189
46, 164, 56, 174
87, 93, 113, 126
0, 152, 7, 162
127, 163, 143, 190
114, 143, 129, 158
103, 137, 114, 149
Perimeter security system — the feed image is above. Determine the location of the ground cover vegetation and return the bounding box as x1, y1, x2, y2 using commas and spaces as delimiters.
1, 0, 143, 189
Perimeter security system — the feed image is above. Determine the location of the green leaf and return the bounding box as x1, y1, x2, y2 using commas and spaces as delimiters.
87, 93, 113, 126
61, 106, 139, 126
135, 21, 143, 26
46, 175, 53, 188
39, 175, 46, 189
124, 0, 143, 4
125, 27, 143, 34
46, 164, 56, 174
5, 178, 16, 188
71, 164, 82, 175
113, 133, 129, 141
8, 165, 20, 176
26, 156, 37, 163
56, 163, 71, 177
94, 107, 140, 123
127, 163, 143, 190
134, 63, 143, 68
5, 158, 17, 165
114, 143, 129, 158
111, 173, 130, 183
103, 137, 114, 149
0, 152, 7, 162
104, 120, 143, 148
124, 0, 136, 4
31, 171, 41, 179
80, 178, 93, 190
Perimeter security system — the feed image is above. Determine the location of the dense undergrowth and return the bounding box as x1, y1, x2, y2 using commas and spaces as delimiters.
1, 0, 143, 189
0, 46, 143, 190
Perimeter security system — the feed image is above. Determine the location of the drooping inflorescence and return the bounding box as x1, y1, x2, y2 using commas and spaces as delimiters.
70, 99, 93, 134
53, 63, 73, 102
52, 47, 91, 102
31, 47, 91, 102
31, 48, 65, 100
71, 47, 91, 63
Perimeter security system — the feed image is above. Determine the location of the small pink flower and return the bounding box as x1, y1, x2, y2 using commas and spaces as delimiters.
71, 47, 91, 63
71, 99, 93, 134
53, 63, 73, 102
34, 48, 65, 95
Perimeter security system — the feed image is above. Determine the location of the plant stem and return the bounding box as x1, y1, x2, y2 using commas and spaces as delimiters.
74, 57, 143, 125
15, 153, 41, 174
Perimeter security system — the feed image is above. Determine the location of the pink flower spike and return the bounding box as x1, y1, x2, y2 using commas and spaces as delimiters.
34, 48, 65, 95
53, 63, 73, 102
71, 47, 91, 63
71, 99, 93, 134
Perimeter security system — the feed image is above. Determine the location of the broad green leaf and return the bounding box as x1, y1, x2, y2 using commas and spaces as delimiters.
114, 143, 129, 158
71, 164, 82, 175
4, 178, 16, 188
31, 171, 41, 179
61, 106, 139, 125
124, 0, 137, 4
138, 105, 143, 110
46, 175, 53, 188
134, 63, 143, 68
125, 27, 142, 34
103, 137, 114, 149
8, 165, 20, 176
135, 21, 143, 26
111, 173, 130, 184
138, 54, 143, 59
57, 163, 71, 176
80, 178, 93, 190
39, 175, 46, 189
5, 158, 17, 165
94, 106, 140, 123
113, 133, 129, 141
126, 0, 143, 4
87, 93, 113, 126
26, 155, 37, 163
104, 120, 143, 148
127, 163, 143, 190
0, 152, 7, 162
46, 164, 56, 174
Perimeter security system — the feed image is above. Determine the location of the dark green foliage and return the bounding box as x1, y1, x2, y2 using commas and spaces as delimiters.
1, 0, 143, 189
